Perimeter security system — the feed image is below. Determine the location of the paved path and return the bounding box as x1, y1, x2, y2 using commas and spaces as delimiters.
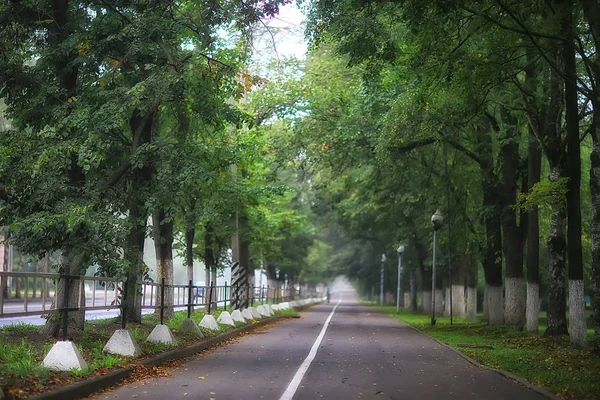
93, 288, 548, 400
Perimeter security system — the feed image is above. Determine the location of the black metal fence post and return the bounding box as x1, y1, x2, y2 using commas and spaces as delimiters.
61, 266, 70, 341
121, 281, 127, 329
160, 278, 165, 325
208, 281, 214, 315
224, 282, 228, 310
187, 280, 193, 319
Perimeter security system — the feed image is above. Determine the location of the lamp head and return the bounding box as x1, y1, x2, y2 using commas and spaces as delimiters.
431, 209, 444, 231
381, 253, 387, 263
396, 245, 405, 255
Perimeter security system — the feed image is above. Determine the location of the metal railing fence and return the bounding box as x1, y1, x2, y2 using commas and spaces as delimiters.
0, 271, 318, 323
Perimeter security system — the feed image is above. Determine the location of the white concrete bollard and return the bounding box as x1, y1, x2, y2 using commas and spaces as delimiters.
179, 318, 205, 337
147, 324, 178, 345
265, 304, 274, 315
217, 311, 236, 326
241, 309, 254, 321
231, 309, 246, 323
249, 307, 262, 319
103, 329, 142, 357
199, 314, 220, 331
43, 341, 88, 371
278, 302, 290, 310
256, 305, 270, 317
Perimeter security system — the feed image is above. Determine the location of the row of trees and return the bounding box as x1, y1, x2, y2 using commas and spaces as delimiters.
0, 0, 329, 337
245, 0, 599, 349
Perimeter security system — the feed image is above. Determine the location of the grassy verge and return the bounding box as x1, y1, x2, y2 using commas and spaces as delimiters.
0, 306, 293, 399
369, 304, 599, 400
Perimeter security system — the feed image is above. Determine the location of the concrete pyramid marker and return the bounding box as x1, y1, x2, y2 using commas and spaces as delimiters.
199, 314, 220, 331
217, 311, 235, 326
231, 309, 246, 323
179, 318, 205, 337
103, 329, 142, 357
279, 302, 290, 310
42, 340, 88, 371
249, 307, 262, 319
271, 304, 280, 311
241, 309, 254, 321
265, 304, 274, 315
147, 324, 178, 345
256, 305, 270, 317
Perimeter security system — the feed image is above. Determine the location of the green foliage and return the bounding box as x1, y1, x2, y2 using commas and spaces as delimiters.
518, 178, 569, 212
0, 339, 50, 380
1, 323, 39, 333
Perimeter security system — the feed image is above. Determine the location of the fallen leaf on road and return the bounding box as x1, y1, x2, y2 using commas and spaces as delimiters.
199, 376, 206, 380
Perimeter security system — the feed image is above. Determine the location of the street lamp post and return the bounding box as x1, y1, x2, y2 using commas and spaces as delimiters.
396, 245, 405, 313
431, 209, 444, 326
380, 254, 386, 306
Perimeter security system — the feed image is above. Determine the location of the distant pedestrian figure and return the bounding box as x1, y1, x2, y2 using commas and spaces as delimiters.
326, 287, 331, 304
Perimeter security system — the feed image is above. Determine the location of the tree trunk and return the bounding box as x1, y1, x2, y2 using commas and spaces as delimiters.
526, 137, 542, 333
559, 0, 586, 347
41, 253, 85, 337
123, 109, 154, 324
204, 225, 215, 311
14, 258, 21, 299
451, 266, 465, 318
409, 272, 417, 311
581, 0, 600, 350
239, 236, 251, 308
545, 163, 569, 336
482, 182, 504, 325
501, 108, 525, 329
185, 209, 195, 285
465, 254, 478, 321
32, 259, 38, 299
591, 120, 600, 351
153, 209, 174, 320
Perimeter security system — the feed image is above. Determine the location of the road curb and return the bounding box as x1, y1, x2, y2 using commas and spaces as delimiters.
28, 313, 293, 400
383, 311, 563, 400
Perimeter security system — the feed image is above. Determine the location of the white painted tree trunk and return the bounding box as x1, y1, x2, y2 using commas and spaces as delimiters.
505, 277, 525, 329
435, 289, 444, 315
404, 293, 411, 309
486, 284, 504, 325
466, 287, 477, 321
452, 284, 465, 317
444, 288, 451, 316
422, 291, 431, 314
568, 280, 587, 348
482, 286, 488, 322
526, 282, 540, 333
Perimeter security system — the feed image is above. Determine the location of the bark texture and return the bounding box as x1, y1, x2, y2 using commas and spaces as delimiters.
568, 280, 587, 348
451, 284, 465, 317
486, 284, 504, 325
545, 166, 568, 336
466, 287, 477, 322
153, 209, 174, 320
526, 282, 541, 334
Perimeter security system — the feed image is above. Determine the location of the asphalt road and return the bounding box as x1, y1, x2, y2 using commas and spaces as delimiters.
92, 284, 549, 400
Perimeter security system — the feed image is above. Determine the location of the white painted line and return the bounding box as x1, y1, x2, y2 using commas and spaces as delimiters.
279, 298, 342, 400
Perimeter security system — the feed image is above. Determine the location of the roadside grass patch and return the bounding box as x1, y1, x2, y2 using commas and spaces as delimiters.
375, 305, 600, 399
1, 323, 39, 333
274, 309, 299, 317
0, 339, 50, 380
